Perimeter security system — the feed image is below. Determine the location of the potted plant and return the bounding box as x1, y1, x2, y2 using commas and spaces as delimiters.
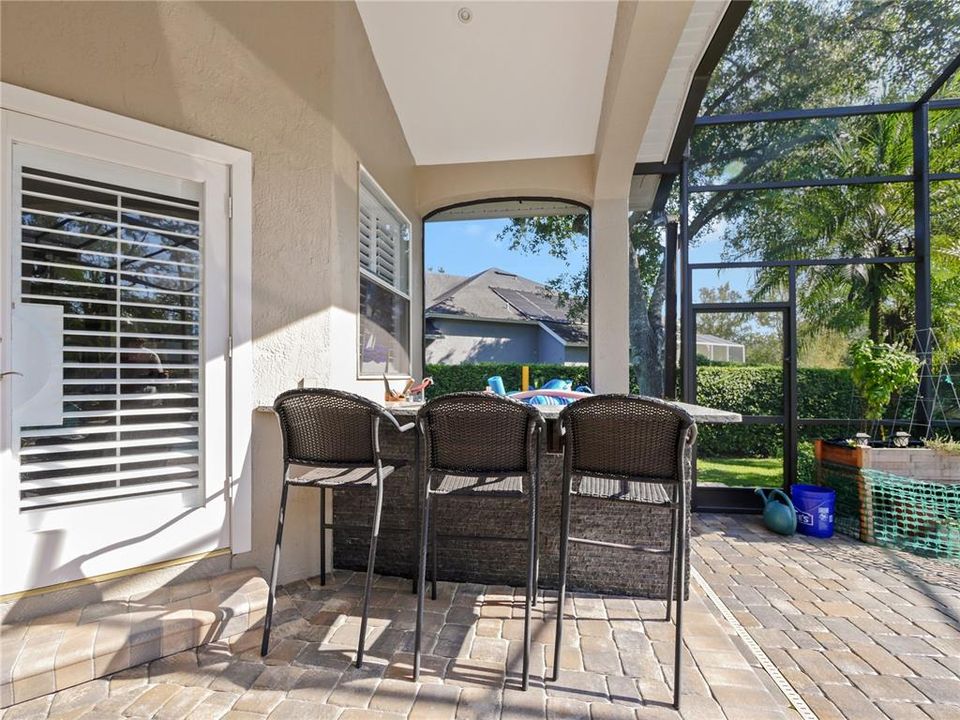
849, 339, 920, 441
817, 340, 920, 466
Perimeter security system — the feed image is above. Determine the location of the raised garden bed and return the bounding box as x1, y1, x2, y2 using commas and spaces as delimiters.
814, 439, 960, 558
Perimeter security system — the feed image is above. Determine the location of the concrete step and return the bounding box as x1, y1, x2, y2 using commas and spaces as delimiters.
0, 568, 267, 708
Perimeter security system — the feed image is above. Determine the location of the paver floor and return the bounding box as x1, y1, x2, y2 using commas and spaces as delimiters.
0, 568, 790, 720
693, 514, 960, 720
12, 513, 956, 720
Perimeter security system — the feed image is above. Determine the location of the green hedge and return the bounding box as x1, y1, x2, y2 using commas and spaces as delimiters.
695, 366, 859, 457
425, 363, 590, 399
425, 362, 893, 458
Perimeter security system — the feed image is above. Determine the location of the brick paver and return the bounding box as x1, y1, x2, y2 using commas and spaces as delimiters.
0, 565, 788, 719
693, 513, 960, 720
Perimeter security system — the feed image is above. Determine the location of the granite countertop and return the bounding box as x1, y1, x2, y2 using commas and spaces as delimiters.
257, 398, 741, 424
382, 400, 741, 423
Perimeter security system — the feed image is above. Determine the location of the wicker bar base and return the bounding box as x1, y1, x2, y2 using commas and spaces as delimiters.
331, 418, 691, 598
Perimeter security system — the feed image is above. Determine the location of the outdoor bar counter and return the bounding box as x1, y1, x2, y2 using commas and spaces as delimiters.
328, 399, 741, 598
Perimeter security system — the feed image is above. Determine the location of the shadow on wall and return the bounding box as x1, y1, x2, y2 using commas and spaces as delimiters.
0, 0, 413, 603
197, 0, 418, 351
427, 337, 532, 365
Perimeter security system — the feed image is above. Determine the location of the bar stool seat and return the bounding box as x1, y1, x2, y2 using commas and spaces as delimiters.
548, 394, 697, 712
575, 476, 671, 504
260, 388, 414, 669
290, 463, 398, 487
432, 472, 526, 496
413, 392, 544, 691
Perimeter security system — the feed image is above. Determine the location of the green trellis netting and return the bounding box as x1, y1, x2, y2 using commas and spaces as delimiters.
818, 462, 960, 559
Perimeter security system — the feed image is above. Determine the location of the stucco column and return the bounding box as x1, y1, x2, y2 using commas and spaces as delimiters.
590, 197, 630, 393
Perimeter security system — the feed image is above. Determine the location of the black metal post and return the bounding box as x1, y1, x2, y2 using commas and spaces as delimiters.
786, 267, 798, 487
664, 221, 679, 399
913, 104, 934, 438
679, 152, 695, 404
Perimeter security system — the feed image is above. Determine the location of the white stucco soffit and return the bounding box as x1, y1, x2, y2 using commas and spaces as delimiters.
635, 0, 729, 163
357, 1, 617, 166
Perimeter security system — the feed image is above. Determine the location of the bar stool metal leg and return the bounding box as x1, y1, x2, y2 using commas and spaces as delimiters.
665, 488, 678, 621
357, 475, 384, 668
414, 480, 432, 681
673, 482, 687, 710
261, 479, 290, 656
522, 479, 536, 690
532, 477, 540, 609
412, 440, 420, 595
320, 488, 327, 587
430, 495, 438, 601
550, 468, 573, 682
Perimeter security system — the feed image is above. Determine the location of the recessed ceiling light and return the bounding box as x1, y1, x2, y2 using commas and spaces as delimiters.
457, 7, 472, 24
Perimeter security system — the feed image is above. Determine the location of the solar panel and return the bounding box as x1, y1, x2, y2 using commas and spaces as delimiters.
491, 287, 568, 322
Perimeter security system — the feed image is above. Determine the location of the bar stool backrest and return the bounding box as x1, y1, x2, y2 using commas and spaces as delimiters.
274, 388, 386, 466
418, 392, 541, 474
560, 394, 696, 482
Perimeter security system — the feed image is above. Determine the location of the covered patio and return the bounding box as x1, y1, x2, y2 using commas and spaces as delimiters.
2, 1, 960, 719
4, 518, 958, 719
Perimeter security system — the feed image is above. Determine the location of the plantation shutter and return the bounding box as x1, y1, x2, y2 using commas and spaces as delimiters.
359, 181, 409, 293
17, 163, 204, 511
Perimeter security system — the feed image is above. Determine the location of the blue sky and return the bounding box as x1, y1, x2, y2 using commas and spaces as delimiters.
690, 232, 756, 300
424, 218, 587, 285
423, 215, 753, 299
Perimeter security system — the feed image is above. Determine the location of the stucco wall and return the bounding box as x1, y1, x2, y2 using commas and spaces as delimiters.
1, 0, 419, 584
538, 329, 566, 365
565, 345, 590, 365
416, 155, 595, 217
425, 318, 540, 365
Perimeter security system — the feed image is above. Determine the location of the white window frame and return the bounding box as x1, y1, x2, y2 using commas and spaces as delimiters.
0, 83, 254, 556
357, 164, 411, 379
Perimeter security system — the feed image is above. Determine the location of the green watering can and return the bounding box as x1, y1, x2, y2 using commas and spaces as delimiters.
755, 488, 797, 536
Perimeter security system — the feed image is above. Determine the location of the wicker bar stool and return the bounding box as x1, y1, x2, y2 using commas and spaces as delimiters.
548, 394, 696, 710
261, 388, 413, 668
413, 392, 543, 690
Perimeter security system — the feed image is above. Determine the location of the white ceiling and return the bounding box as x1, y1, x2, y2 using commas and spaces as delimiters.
357, 1, 618, 166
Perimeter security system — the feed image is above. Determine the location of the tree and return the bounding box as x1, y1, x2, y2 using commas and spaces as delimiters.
495, 214, 589, 322
498, 0, 960, 388
691, 0, 960, 360
697, 283, 783, 366
496, 211, 668, 395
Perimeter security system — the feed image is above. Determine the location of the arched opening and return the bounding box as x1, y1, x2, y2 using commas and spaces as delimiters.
422, 198, 591, 395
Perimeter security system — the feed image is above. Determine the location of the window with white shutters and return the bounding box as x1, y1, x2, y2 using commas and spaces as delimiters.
358, 167, 410, 377
17, 165, 204, 510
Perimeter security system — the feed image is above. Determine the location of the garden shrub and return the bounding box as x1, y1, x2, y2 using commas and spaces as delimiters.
425, 363, 590, 399
796, 441, 816, 484
694, 366, 860, 457
426, 362, 902, 459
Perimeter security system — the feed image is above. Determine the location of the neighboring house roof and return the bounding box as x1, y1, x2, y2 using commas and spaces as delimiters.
425, 268, 588, 346
425, 272, 468, 306
696, 333, 745, 347
541, 320, 589, 345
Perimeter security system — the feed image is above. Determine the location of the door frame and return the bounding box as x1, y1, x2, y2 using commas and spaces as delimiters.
690, 301, 796, 512
0, 84, 253, 594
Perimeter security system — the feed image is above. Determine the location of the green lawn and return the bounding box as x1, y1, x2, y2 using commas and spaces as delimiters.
697, 456, 783, 488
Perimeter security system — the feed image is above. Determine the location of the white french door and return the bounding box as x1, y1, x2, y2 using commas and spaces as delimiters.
1, 111, 231, 595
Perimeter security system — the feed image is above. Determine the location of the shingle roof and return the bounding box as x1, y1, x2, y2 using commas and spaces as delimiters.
425, 269, 588, 344
425, 272, 468, 307
426, 268, 548, 321
541, 321, 589, 345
